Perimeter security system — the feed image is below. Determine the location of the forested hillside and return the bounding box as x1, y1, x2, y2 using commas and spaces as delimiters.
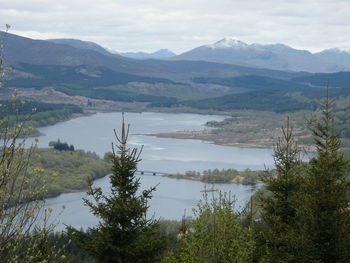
0, 100, 83, 136
30, 148, 110, 198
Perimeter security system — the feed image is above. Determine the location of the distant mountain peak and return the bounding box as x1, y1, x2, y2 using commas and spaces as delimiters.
209, 38, 248, 49
153, 49, 176, 56
318, 48, 350, 54
175, 37, 350, 72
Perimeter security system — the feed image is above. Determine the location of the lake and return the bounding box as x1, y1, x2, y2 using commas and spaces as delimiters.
33, 112, 275, 230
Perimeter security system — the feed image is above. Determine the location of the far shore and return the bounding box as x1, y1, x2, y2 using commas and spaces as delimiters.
12, 86, 320, 152
164, 174, 262, 185
29, 106, 318, 152
145, 131, 317, 152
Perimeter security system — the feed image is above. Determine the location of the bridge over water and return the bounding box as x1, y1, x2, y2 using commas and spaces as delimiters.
135, 170, 169, 176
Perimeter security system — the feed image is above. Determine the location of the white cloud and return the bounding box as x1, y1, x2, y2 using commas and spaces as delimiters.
1, 0, 350, 53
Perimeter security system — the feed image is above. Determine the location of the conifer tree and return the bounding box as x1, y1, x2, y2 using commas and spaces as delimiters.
175, 192, 254, 263
295, 93, 350, 263
257, 92, 350, 263
258, 118, 303, 262
68, 115, 166, 263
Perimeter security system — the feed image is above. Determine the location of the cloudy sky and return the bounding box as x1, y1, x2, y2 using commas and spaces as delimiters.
1, 0, 350, 54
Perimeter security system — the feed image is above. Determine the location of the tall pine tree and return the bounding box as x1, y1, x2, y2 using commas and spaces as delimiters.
68, 115, 166, 263
258, 91, 350, 263
258, 118, 303, 262
296, 92, 350, 263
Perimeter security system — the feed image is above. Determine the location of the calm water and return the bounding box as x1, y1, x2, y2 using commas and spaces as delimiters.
32, 112, 275, 230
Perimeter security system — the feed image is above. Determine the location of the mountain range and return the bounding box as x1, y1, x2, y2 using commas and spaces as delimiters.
47, 36, 350, 73
48, 39, 176, 59
5, 32, 308, 82
174, 38, 350, 73
2, 31, 350, 113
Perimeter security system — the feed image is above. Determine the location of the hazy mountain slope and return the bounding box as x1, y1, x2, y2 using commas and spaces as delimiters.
314, 49, 350, 69
7, 63, 176, 89
2, 32, 156, 76
291, 71, 350, 88
136, 59, 308, 82
193, 75, 312, 92
254, 43, 346, 72
121, 49, 176, 59
48, 39, 176, 60
150, 89, 317, 113
48, 38, 113, 56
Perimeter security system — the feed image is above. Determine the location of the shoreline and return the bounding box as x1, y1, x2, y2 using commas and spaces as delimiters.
146, 131, 317, 152
45, 170, 262, 201
32, 108, 318, 151
42, 171, 111, 200
23, 100, 315, 152
164, 174, 262, 185
164, 169, 264, 185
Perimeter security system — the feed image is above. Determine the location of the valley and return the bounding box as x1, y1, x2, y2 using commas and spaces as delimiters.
3, 2, 350, 262
2, 29, 350, 227
2, 32, 348, 170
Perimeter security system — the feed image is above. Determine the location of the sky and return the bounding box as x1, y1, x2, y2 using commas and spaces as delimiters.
1, 0, 350, 54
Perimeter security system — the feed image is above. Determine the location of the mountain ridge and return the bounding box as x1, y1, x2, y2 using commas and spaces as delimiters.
4, 31, 313, 83
174, 38, 350, 73
47, 38, 113, 56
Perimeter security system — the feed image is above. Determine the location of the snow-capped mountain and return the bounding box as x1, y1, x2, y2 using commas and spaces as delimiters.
175, 38, 349, 73
208, 38, 248, 49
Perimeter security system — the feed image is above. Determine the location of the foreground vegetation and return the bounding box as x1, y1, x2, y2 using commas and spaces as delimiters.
2, 92, 350, 262
1, 29, 66, 261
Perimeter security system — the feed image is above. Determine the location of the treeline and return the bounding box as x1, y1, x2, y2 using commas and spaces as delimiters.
29, 148, 110, 198
25, 108, 81, 128
56, 84, 179, 104
192, 75, 312, 92
168, 168, 263, 184
9, 63, 176, 89
150, 74, 350, 114
0, 100, 83, 135
0, 100, 82, 115
149, 89, 318, 113
49, 140, 75, 151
